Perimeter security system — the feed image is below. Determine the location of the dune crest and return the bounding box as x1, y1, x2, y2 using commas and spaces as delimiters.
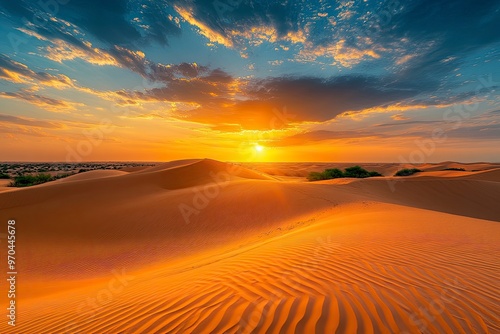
55, 170, 129, 183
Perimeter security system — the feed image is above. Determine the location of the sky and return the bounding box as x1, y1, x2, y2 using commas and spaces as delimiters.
0, 0, 499, 162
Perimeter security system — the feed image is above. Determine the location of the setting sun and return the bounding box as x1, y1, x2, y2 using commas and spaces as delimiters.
254, 144, 264, 152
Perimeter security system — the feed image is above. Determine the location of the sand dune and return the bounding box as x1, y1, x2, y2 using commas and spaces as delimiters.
119, 166, 151, 172
0, 179, 11, 192
0, 159, 499, 333
243, 161, 500, 178
349, 177, 500, 222
4, 204, 499, 333
55, 169, 129, 183
461, 168, 500, 182
134, 159, 203, 173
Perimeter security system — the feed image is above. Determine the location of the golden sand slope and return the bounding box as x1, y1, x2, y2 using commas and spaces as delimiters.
4, 204, 500, 334
0, 179, 11, 192
0, 160, 499, 333
55, 170, 129, 183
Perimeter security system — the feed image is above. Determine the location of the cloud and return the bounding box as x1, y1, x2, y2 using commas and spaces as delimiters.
401, 122, 500, 141
113, 71, 425, 130
172, 0, 304, 47
268, 60, 284, 66
374, 0, 500, 89
242, 75, 417, 122
209, 124, 243, 132
1, 0, 496, 135
273, 130, 384, 146
391, 113, 410, 121
376, 120, 441, 128
147, 61, 210, 82
0, 90, 82, 112
297, 39, 381, 68
0, 113, 63, 128
0, 0, 181, 48
446, 123, 500, 140
0, 54, 73, 88
174, 5, 233, 47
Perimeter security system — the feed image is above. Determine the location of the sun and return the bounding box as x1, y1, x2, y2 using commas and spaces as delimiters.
254, 144, 264, 152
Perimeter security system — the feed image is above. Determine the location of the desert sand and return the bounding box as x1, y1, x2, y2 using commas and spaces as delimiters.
0, 159, 499, 333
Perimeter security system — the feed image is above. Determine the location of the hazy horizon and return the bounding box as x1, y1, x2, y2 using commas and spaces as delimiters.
2, 159, 500, 164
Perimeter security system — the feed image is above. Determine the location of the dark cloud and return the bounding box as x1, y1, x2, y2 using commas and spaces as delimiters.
391, 0, 500, 51
171, 0, 499, 94
380, 0, 500, 90
122, 69, 494, 131
148, 62, 210, 81
121, 66, 234, 108
108, 46, 149, 77
119, 73, 421, 130
246, 76, 418, 121
171, 0, 300, 42
376, 120, 441, 128
403, 123, 500, 141
0, 0, 181, 48
138, 1, 183, 45
446, 124, 500, 140
64, 0, 142, 46
181, 75, 417, 129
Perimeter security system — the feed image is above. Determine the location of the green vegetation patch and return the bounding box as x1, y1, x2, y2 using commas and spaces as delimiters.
307, 166, 383, 181
394, 168, 422, 176
9, 173, 74, 187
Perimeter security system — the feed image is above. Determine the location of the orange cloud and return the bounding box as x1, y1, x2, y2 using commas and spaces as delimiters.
392, 113, 410, 121
46, 41, 117, 66
175, 6, 233, 47
175, 6, 306, 49
0, 55, 74, 89
298, 39, 380, 67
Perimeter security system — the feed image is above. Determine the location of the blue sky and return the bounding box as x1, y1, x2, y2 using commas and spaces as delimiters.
0, 0, 499, 162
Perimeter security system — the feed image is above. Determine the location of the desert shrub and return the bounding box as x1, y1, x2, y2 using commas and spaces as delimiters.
307, 172, 327, 181
308, 166, 383, 181
0, 172, 10, 179
443, 167, 465, 171
10, 173, 53, 187
344, 166, 371, 178
394, 168, 422, 176
324, 168, 344, 179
